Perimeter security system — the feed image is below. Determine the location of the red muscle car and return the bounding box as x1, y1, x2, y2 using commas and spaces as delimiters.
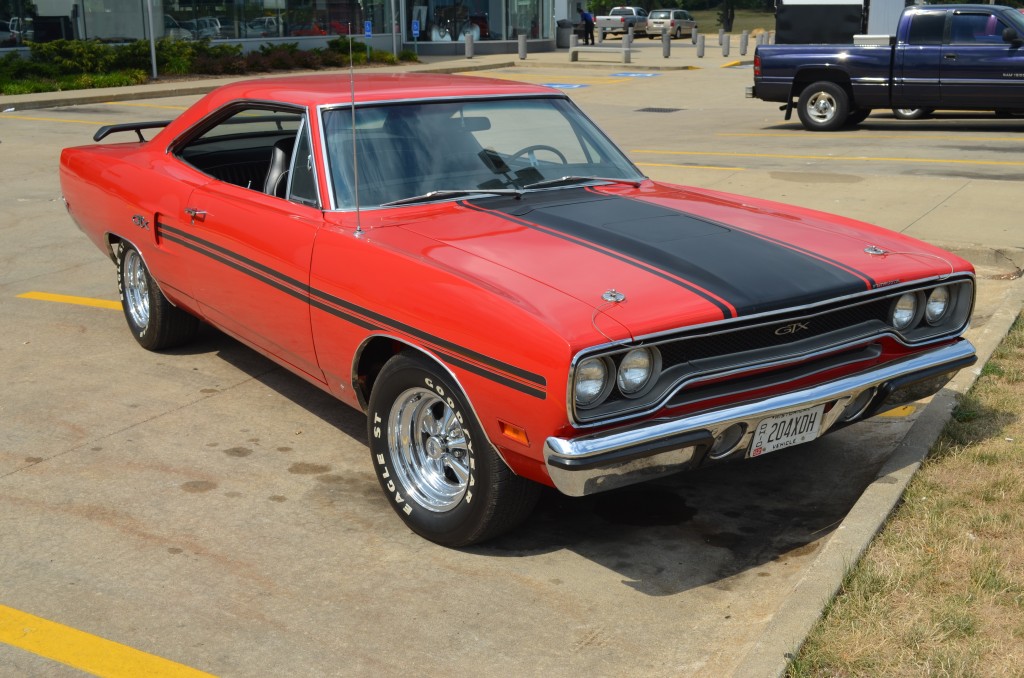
60, 74, 977, 546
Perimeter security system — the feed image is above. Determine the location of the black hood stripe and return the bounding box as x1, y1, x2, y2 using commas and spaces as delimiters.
460, 200, 738, 319
467, 189, 874, 317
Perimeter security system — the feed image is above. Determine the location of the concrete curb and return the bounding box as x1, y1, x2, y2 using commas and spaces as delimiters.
732, 273, 1024, 678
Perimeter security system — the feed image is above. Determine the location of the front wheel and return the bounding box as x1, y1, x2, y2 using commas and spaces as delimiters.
117, 242, 199, 350
368, 353, 541, 546
891, 107, 932, 120
797, 81, 850, 131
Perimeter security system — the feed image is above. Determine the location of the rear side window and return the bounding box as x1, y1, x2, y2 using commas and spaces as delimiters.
906, 12, 946, 45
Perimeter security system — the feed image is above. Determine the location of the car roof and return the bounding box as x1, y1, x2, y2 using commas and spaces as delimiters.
195, 73, 561, 109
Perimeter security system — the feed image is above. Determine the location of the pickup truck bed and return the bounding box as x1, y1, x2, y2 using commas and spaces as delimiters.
748, 4, 1024, 130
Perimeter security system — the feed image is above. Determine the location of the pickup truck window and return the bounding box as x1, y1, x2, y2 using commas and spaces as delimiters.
950, 12, 1007, 44
907, 11, 945, 45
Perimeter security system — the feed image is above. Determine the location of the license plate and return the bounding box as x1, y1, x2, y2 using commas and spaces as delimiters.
749, 404, 825, 458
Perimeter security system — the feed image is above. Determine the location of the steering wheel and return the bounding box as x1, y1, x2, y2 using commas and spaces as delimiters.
510, 144, 568, 165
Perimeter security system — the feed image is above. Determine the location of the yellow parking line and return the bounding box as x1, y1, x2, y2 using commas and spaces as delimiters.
0, 603, 215, 678
0, 114, 106, 126
108, 101, 188, 110
718, 131, 1024, 143
879, 405, 917, 417
631, 148, 1024, 167
637, 161, 745, 171
18, 291, 120, 310
721, 60, 741, 68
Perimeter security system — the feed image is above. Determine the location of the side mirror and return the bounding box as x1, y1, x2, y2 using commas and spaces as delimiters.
1002, 26, 1023, 47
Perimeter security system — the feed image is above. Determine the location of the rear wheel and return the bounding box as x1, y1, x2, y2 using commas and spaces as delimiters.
368, 353, 541, 546
892, 107, 932, 120
117, 242, 199, 350
797, 81, 850, 131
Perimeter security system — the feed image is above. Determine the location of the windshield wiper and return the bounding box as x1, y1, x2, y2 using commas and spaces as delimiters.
523, 176, 644, 190
380, 188, 522, 207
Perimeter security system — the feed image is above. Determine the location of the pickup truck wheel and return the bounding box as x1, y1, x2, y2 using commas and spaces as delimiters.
797, 81, 849, 131
116, 243, 199, 351
368, 353, 541, 546
845, 108, 872, 126
892, 108, 932, 120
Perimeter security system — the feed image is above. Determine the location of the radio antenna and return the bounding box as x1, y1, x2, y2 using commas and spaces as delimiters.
348, 24, 363, 236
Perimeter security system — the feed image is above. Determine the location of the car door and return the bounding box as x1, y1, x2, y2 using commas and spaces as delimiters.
172, 105, 325, 382
891, 9, 946, 110
941, 9, 1024, 110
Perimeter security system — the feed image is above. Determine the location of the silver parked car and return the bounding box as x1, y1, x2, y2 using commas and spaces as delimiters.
647, 9, 696, 39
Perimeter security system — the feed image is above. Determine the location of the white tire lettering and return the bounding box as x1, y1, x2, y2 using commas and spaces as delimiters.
376, 453, 385, 465
394, 492, 404, 504
387, 479, 396, 493
403, 505, 413, 515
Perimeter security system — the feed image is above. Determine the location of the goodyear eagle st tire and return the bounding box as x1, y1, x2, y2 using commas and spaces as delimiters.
368, 353, 541, 546
117, 242, 199, 351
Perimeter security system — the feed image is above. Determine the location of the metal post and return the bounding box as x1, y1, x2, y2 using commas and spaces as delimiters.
697, 32, 704, 58
662, 27, 670, 58
145, 0, 158, 79
518, 33, 527, 59
465, 32, 474, 58
740, 30, 748, 55
722, 33, 730, 57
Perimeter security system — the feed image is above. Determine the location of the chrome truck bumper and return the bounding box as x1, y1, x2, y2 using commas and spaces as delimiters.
544, 340, 976, 497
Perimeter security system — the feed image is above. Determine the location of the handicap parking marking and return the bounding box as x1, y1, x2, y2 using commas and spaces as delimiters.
609, 72, 661, 77
543, 83, 589, 89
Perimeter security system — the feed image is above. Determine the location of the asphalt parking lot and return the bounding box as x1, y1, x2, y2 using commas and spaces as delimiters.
2, 47, 1023, 677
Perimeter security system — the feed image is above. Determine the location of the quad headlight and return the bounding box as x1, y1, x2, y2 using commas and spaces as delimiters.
574, 357, 610, 408
891, 293, 918, 330
925, 285, 951, 324
616, 348, 655, 395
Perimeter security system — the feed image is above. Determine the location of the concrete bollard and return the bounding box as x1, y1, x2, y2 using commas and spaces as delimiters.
597, 26, 603, 44
718, 28, 724, 45
740, 30, 748, 55
627, 26, 634, 44
662, 27, 670, 58
697, 32, 705, 58
518, 33, 527, 59
692, 28, 698, 45
756, 32, 765, 46
571, 33, 579, 48
769, 30, 775, 44
465, 32, 474, 58
722, 34, 730, 57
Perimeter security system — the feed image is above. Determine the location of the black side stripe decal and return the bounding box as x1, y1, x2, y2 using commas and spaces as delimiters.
459, 200, 738, 319
157, 222, 546, 398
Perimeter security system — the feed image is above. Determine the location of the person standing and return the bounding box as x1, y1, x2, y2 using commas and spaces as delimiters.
580, 7, 595, 44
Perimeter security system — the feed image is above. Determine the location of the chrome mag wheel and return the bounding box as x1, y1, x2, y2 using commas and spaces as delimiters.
388, 386, 471, 512
122, 247, 151, 331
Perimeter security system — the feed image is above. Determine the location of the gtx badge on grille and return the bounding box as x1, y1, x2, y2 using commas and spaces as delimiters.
775, 321, 810, 336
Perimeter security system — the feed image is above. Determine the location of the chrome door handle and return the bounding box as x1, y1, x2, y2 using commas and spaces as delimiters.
184, 207, 207, 224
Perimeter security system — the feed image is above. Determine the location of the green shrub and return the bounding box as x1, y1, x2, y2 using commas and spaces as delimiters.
30, 39, 115, 74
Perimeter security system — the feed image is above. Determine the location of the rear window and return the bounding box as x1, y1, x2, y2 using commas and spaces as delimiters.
650, 10, 670, 19
610, 8, 633, 16
906, 11, 946, 45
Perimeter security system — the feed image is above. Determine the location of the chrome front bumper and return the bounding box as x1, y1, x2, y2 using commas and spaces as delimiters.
544, 340, 976, 497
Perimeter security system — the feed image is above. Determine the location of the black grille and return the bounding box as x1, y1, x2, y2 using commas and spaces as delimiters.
657, 298, 892, 368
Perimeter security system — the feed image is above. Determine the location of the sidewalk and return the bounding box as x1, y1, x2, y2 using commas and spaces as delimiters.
0, 37, 751, 112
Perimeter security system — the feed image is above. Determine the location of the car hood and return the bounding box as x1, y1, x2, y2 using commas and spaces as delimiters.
387, 183, 973, 340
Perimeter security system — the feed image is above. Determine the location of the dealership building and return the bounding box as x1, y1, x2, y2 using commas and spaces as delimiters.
3, 0, 579, 54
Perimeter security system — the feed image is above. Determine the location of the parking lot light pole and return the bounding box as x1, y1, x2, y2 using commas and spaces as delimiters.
145, 0, 158, 79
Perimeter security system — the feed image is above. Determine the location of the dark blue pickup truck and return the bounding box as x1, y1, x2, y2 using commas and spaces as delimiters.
747, 4, 1024, 130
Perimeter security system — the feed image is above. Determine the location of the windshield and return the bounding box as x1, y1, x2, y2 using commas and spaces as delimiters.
321, 97, 644, 209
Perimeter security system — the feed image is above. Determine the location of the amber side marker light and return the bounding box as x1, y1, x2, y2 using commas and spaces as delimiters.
499, 421, 530, 446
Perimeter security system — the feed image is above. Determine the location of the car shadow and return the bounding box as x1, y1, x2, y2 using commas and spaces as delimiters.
170, 326, 1006, 596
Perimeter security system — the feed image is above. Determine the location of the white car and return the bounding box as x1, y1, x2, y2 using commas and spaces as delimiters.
647, 9, 696, 39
